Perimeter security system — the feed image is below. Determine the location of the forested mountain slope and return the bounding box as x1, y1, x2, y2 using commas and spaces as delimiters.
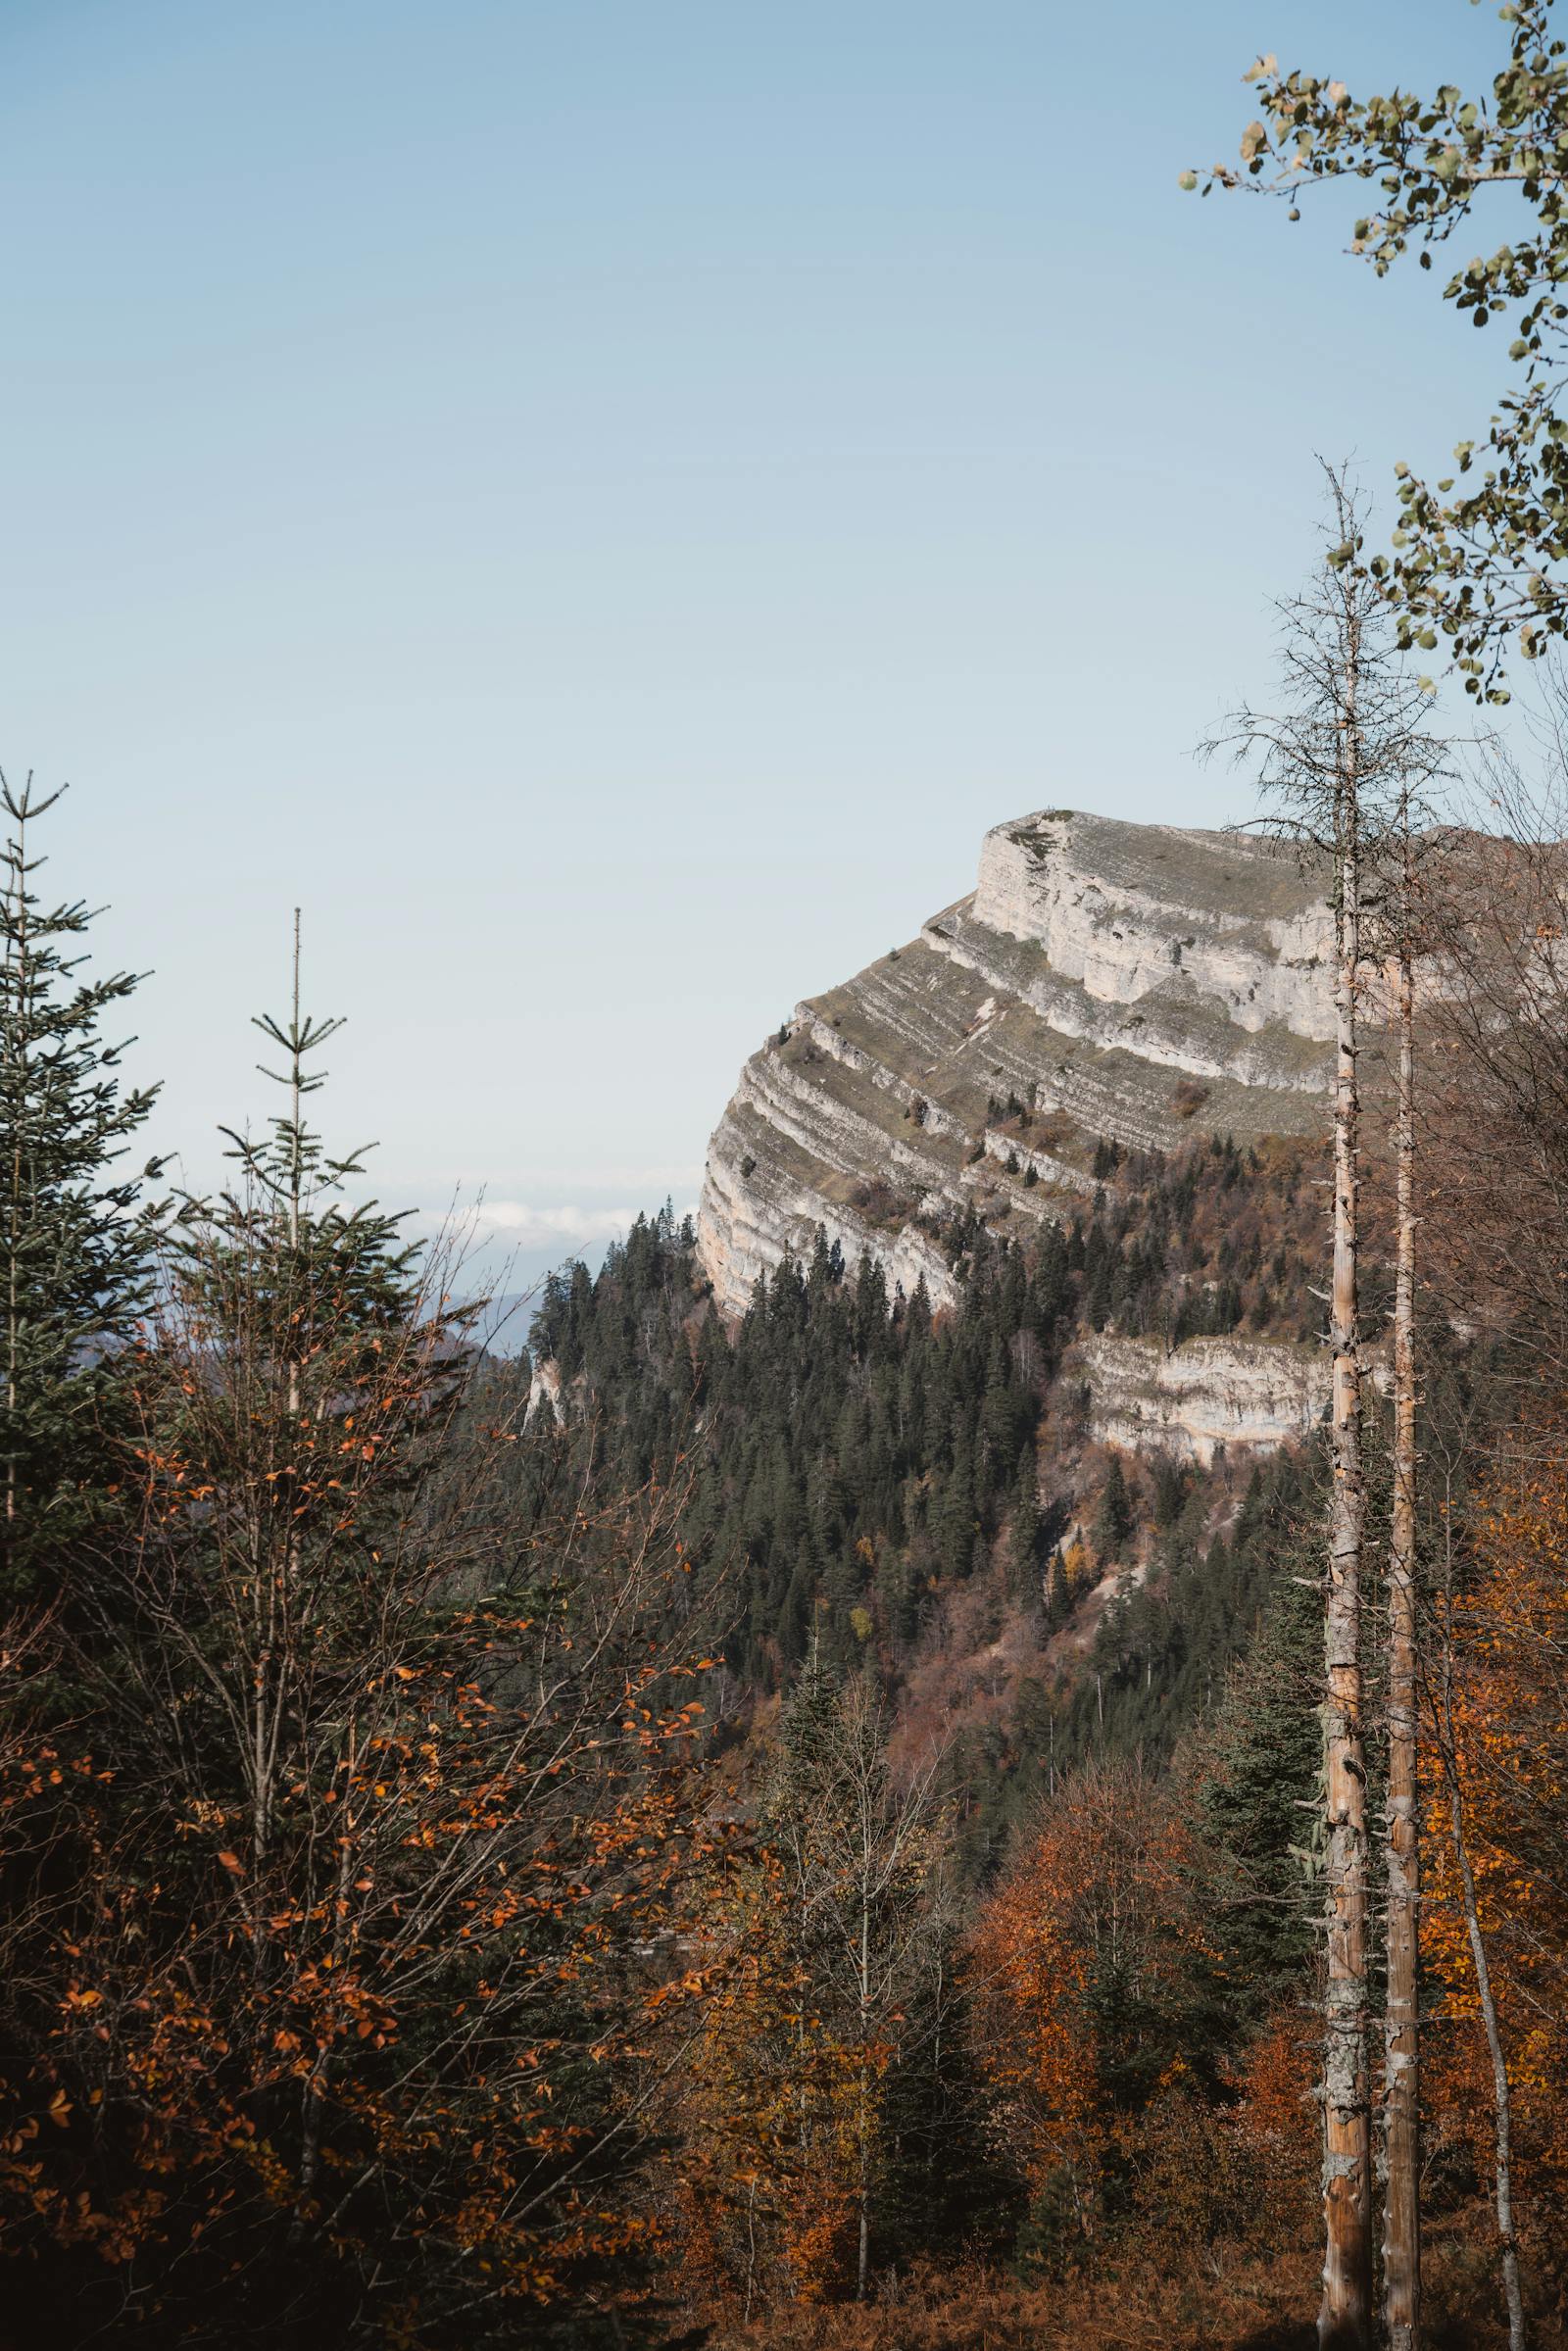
514, 808, 1348, 1866
514, 1131, 1329, 1876
5, 747, 1557, 2346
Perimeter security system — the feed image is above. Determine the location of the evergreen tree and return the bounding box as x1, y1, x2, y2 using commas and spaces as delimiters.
0, 773, 162, 1603
871, 1943, 1025, 2265
6, 940, 700, 2347
1094, 1455, 1135, 1560
1193, 1556, 1322, 2020
1007, 1448, 1042, 1592
767, 1664, 950, 2299
501, 1135, 1327, 1863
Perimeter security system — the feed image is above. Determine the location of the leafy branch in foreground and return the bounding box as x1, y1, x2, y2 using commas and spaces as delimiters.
1186, 0, 1568, 699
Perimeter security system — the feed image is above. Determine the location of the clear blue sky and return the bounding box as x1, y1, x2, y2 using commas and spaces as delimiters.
0, 0, 1509, 1285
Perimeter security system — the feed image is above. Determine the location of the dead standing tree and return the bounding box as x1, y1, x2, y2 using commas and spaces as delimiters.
1209, 466, 1446, 2351
1368, 777, 1450, 2351
1381, 801, 1423, 2351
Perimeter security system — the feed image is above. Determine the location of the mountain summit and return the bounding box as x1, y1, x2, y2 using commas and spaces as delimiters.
699, 808, 1334, 1322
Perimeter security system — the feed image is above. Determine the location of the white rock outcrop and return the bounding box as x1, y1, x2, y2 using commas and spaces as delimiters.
973, 810, 1333, 1043
525, 1357, 566, 1425
698, 1114, 961, 1317
696, 806, 1335, 1467
1078, 1334, 1330, 1464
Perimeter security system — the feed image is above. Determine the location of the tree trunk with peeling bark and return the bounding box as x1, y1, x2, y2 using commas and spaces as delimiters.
1205, 467, 1447, 2351
1381, 927, 1420, 2351
1320, 776, 1373, 2351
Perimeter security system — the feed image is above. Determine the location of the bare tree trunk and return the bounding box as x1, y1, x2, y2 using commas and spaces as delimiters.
1433, 1492, 1527, 2351
4, 792, 28, 1554
858, 1896, 870, 2302
1207, 465, 1446, 2350
1446, 1786, 1526, 2351
1321, 750, 1373, 2351
1382, 932, 1420, 2351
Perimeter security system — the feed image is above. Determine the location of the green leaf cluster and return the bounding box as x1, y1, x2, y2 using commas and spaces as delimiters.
1193, 0, 1568, 697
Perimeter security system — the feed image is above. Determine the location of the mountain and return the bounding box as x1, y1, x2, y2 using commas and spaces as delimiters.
510, 809, 1356, 1867
698, 806, 1334, 1458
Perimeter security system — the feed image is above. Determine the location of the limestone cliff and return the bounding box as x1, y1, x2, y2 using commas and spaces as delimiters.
1077, 1333, 1328, 1465
697, 807, 1335, 1455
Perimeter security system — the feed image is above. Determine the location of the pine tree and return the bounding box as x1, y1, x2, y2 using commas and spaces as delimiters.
1094, 1456, 1134, 1561
871, 1931, 1025, 2265
1194, 1550, 1322, 2020
12, 932, 702, 2344
938, 1431, 977, 1580
152, 923, 459, 1935
1008, 1449, 1042, 1592
0, 772, 162, 1603
767, 1665, 947, 2300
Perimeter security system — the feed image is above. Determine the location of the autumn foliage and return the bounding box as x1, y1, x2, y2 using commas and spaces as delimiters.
1423, 1423, 1568, 2277
0, 1026, 721, 2347
7, 816, 1568, 2351
969, 1758, 1317, 2278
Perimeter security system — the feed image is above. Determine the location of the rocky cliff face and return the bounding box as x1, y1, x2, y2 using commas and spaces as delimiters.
1077, 1333, 1328, 1465
697, 807, 1334, 1451
969, 810, 1333, 1047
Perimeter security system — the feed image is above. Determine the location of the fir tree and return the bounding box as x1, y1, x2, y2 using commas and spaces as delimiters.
1007, 1448, 1042, 1592
0, 772, 162, 1603
1094, 1455, 1135, 1560
1193, 1544, 1322, 2020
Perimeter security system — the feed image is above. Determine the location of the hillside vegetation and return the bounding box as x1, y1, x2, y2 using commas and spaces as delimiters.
4, 734, 1566, 2348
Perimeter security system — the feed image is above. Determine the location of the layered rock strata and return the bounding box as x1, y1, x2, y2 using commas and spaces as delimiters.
697, 807, 1333, 1451
1078, 1334, 1330, 1466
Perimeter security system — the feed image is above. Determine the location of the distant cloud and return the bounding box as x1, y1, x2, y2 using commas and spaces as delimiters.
460, 1200, 696, 1251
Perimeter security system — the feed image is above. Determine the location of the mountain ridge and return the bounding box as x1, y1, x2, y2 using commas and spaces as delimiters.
697, 805, 1336, 1456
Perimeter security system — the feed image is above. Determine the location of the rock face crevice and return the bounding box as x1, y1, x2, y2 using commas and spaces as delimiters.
697, 807, 1332, 1453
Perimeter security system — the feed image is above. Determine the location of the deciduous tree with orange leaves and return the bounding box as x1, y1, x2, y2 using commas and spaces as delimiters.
969, 1759, 1211, 2266
0, 958, 718, 2351
665, 1669, 951, 2315
1424, 1418, 1568, 2338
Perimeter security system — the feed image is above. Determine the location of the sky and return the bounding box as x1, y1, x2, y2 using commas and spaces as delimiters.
0, 0, 1515, 1294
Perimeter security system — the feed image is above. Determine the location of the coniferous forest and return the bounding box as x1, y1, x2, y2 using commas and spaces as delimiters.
14, 6, 1568, 2349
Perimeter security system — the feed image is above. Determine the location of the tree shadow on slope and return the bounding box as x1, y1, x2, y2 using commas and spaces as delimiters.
1227, 2326, 1315, 2351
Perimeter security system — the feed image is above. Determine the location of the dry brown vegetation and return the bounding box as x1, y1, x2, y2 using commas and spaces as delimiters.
700, 2232, 1568, 2351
